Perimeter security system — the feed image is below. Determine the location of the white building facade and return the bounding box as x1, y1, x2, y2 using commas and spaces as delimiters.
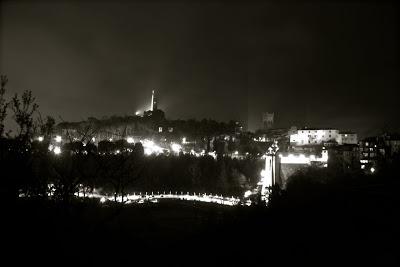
290, 129, 339, 145
290, 129, 357, 146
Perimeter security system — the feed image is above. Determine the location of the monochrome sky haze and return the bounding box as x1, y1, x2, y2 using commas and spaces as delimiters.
1, 0, 398, 136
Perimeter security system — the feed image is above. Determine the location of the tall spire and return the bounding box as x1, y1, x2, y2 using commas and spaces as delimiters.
150, 89, 157, 111
151, 90, 154, 111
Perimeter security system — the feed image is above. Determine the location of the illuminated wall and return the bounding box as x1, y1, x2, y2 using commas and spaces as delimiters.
279, 150, 328, 164
277, 151, 328, 188
290, 129, 339, 145
290, 129, 358, 146
260, 153, 279, 200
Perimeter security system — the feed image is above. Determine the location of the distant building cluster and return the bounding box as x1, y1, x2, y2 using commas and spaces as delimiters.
35, 91, 399, 189
47, 91, 244, 158
251, 112, 399, 190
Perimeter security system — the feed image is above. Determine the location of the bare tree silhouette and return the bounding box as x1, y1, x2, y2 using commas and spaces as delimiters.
10, 90, 39, 144
0, 75, 9, 137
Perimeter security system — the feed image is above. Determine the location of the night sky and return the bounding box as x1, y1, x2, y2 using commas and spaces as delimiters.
0, 1, 398, 136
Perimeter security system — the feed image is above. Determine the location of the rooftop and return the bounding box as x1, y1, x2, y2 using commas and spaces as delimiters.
298, 127, 337, 131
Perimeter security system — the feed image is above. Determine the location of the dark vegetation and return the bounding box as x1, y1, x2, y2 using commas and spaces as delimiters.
0, 75, 263, 202
4, 165, 399, 265
1, 75, 398, 265
1, 140, 263, 201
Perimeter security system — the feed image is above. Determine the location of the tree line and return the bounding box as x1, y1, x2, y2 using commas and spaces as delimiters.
0, 75, 263, 203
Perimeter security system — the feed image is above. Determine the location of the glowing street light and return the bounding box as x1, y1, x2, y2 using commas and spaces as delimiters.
135, 110, 141, 116
55, 135, 62, 143
37, 136, 44, 142
53, 146, 61, 155
141, 139, 163, 155
171, 143, 182, 153
370, 167, 375, 173
244, 190, 252, 198
143, 140, 154, 147
127, 137, 134, 144
144, 148, 152, 156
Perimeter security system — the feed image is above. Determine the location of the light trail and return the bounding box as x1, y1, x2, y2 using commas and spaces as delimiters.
73, 190, 247, 206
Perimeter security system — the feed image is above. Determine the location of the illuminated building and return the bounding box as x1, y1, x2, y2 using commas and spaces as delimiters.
327, 144, 360, 171
290, 128, 357, 146
290, 128, 340, 145
358, 134, 400, 172
382, 133, 400, 157
358, 133, 400, 173
359, 137, 385, 163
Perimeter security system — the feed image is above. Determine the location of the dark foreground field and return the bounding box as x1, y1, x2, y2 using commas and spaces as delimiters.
2, 195, 398, 266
